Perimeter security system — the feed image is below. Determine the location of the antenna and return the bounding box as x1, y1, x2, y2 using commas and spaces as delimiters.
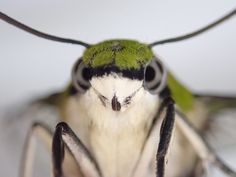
0, 11, 91, 48
149, 8, 236, 47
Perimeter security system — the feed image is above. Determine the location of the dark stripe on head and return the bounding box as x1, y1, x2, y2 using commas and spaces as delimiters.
68, 85, 78, 96
90, 65, 144, 80
160, 86, 171, 99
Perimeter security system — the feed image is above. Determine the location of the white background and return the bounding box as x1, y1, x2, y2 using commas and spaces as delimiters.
0, 0, 236, 109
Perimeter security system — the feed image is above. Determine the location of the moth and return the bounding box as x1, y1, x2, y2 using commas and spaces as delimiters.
0, 7, 236, 177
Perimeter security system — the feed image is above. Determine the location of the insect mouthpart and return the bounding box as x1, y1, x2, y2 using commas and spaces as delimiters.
111, 95, 121, 111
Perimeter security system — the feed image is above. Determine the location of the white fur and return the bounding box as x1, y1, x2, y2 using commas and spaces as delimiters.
63, 74, 207, 177
62, 74, 210, 177
64, 74, 159, 177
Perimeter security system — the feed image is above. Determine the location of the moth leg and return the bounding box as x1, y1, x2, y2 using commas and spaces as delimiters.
156, 97, 175, 177
19, 122, 53, 177
176, 111, 236, 177
52, 122, 102, 177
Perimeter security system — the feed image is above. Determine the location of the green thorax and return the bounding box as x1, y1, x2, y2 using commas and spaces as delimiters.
83, 39, 154, 69
167, 72, 194, 112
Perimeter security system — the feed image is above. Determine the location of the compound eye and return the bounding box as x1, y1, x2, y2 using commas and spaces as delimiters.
144, 57, 167, 94
72, 58, 91, 93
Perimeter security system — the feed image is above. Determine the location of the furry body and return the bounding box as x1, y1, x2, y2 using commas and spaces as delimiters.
60, 74, 208, 177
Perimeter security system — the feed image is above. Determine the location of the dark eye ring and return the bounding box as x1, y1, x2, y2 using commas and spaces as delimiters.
143, 57, 167, 94
71, 58, 91, 93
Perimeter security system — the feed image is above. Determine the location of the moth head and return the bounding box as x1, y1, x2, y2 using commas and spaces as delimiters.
72, 39, 167, 111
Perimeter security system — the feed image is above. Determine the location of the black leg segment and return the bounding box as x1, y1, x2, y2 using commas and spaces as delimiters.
156, 97, 175, 177
52, 123, 65, 177
52, 122, 102, 177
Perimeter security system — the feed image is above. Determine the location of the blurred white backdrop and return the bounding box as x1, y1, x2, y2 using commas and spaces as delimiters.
0, 0, 236, 109
0, 1, 236, 177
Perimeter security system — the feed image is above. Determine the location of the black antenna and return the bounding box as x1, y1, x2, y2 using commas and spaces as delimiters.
0, 11, 91, 48
149, 8, 236, 47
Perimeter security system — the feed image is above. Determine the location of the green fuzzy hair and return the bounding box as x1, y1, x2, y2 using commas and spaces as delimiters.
167, 72, 194, 112
83, 40, 154, 69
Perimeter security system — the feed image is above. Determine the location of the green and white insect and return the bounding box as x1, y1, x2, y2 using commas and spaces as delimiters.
1, 4, 236, 177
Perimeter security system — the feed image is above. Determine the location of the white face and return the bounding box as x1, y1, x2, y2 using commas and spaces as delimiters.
88, 73, 145, 112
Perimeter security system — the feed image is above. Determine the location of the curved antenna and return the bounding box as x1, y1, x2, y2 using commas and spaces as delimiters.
0, 11, 91, 48
149, 8, 236, 47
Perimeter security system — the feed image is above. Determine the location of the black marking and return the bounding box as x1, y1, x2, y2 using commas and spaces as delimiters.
52, 123, 65, 177
144, 92, 172, 142
77, 82, 90, 90
72, 59, 92, 92
68, 85, 78, 96
82, 67, 92, 81
145, 65, 155, 82
98, 95, 108, 107
74, 59, 92, 81
149, 81, 161, 91
111, 95, 121, 111
156, 97, 175, 177
144, 59, 165, 94
159, 87, 171, 99
90, 65, 144, 80
124, 96, 132, 105
76, 58, 145, 81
